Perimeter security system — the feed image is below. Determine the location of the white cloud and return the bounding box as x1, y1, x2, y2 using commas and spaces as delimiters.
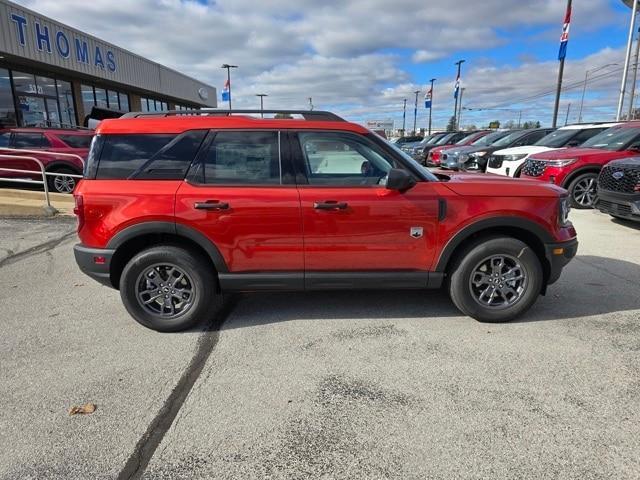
412, 50, 446, 63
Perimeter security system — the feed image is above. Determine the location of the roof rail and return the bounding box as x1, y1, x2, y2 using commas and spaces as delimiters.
120, 109, 345, 122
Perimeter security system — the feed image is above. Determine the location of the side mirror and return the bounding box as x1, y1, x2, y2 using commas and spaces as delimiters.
386, 168, 416, 192
566, 140, 580, 147
629, 143, 640, 152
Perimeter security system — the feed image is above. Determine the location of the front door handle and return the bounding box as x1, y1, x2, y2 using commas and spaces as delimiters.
314, 201, 348, 210
194, 200, 230, 211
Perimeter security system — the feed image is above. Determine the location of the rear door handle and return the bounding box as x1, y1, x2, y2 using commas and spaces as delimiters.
194, 201, 230, 210
314, 201, 348, 210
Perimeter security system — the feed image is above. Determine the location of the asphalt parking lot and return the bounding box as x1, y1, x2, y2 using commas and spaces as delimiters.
0, 210, 639, 479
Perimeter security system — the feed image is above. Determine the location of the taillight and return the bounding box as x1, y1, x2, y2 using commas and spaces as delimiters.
432, 150, 440, 161
74, 194, 84, 232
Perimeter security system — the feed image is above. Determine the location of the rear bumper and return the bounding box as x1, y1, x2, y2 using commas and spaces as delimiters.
544, 238, 578, 285
74, 244, 115, 288
596, 190, 640, 222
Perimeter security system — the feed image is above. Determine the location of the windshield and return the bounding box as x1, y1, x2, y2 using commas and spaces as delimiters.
435, 133, 457, 145
534, 129, 577, 148
491, 131, 526, 148
385, 139, 439, 181
471, 130, 510, 146
420, 134, 445, 145
580, 127, 640, 151
455, 132, 481, 145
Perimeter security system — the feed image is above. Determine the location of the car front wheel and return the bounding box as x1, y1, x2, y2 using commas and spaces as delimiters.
47, 167, 79, 194
119, 245, 222, 332
448, 237, 543, 323
567, 172, 598, 209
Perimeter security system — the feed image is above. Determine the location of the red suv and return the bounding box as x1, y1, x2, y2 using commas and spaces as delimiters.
521, 122, 640, 208
0, 127, 93, 193
73, 110, 577, 332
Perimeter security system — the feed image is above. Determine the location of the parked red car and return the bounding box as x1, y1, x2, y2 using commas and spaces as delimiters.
0, 127, 93, 193
426, 131, 490, 167
73, 109, 577, 332
521, 122, 640, 208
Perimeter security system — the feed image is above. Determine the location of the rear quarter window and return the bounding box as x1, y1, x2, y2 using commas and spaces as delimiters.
57, 134, 93, 149
95, 131, 206, 180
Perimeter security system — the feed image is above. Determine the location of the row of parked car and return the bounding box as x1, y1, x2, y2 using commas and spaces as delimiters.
392, 122, 640, 222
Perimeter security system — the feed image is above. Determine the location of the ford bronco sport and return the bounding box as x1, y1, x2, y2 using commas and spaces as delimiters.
73, 109, 578, 332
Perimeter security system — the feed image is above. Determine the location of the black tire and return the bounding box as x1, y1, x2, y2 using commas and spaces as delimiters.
119, 245, 222, 332
567, 172, 598, 209
448, 236, 543, 323
47, 167, 79, 194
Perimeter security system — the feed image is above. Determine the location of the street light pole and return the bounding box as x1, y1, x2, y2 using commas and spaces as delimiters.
256, 94, 267, 118
457, 88, 465, 129
428, 78, 436, 135
618, 0, 638, 120
308, 97, 313, 111
402, 98, 407, 135
629, 26, 640, 120
453, 60, 465, 128
578, 63, 618, 122
221, 64, 238, 110
413, 90, 420, 135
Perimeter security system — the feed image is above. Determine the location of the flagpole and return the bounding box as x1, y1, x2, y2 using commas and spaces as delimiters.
428, 78, 436, 135
413, 90, 420, 134
221, 64, 237, 110
402, 99, 407, 135
453, 60, 465, 129
552, 0, 571, 128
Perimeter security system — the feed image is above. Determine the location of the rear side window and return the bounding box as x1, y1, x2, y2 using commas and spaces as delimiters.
57, 134, 93, 149
0, 132, 9, 147
12, 133, 49, 148
198, 131, 281, 185
95, 131, 206, 179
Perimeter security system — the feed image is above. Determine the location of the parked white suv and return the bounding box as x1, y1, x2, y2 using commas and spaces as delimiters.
485, 123, 620, 177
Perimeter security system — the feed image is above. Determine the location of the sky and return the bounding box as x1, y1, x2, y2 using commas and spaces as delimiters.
14, 0, 640, 130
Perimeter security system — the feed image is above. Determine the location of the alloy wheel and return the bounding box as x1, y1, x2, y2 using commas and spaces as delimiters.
135, 264, 195, 318
573, 176, 597, 207
468, 254, 528, 309
53, 174, 76, 193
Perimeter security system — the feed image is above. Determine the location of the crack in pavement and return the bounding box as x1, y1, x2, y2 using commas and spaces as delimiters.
117, 296, 238, 480
0, 231, 76, 269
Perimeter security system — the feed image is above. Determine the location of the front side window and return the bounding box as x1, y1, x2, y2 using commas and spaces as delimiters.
298, 131, 397, 186
12, 133, 47, 148
199, 131, 280, 185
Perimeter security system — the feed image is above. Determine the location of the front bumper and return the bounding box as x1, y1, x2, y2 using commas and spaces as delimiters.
544, 238, 578, 285
596, 190, 640, 222
74, 244, 115, 288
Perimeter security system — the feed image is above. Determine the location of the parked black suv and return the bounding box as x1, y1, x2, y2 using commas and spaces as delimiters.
596, 157, 640, 222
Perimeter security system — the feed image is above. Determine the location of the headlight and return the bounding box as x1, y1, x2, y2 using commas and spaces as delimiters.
459, 154, 469, 161
559, 197, 571, 226
547, 158, 577, 167
473, 151, 488, 157
505, 154, 528, 161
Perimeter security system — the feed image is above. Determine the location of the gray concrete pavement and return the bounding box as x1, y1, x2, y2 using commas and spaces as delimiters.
0, 210, 639, 479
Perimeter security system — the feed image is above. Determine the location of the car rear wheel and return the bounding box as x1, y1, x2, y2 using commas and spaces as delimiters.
47, 167, 79, 194
120, 245, 222, 332
448, 237, 543, 323
567, 172, 598, 209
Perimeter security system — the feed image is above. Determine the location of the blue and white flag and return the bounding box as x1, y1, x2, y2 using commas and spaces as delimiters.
221, 78, 230, 102
453, 75, 461, 99
558, 4, 571, 61
424, 88, 432, 109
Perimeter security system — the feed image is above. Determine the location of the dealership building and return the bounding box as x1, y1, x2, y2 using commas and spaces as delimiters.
0, 0, 216, 129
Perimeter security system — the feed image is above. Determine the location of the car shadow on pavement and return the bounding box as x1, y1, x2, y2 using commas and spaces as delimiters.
218, 255, 640, 330
611, 217, 640, 231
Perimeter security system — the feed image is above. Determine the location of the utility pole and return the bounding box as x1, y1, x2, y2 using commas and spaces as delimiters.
517, 110, 522, 128
402, 98, 407, 135
428, 78, 436, 135
453, 59, 465, 129
578, 63, 618, 122
221, 64, 238, 110
564, 102, 572, 125
629, 26, 640, 120
256, 94, 267, 118
552, 0, 572, 127
413, 90, 420, 135
457, 88, 465, 129
308, 97, 313, 111
618, 0, 638, 120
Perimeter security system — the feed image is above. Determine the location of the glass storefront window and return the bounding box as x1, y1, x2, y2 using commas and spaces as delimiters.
107, 90, 119, 110
16, 95, 46, 127
57, 80, 76, 127
141, 97, 149, 112
94, 87, 108, 108
81, 84, 95, 117
0, 69, 17, 128
119, 93, 129, 112
12, 71, 39, 95
36, 75, 57, 97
